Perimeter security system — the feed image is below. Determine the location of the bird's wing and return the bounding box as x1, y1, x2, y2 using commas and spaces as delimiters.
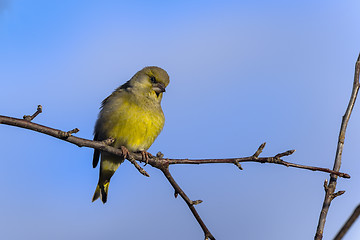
93, 81, 131, 168
92, 133, 100, 168
101, 80, 131, 108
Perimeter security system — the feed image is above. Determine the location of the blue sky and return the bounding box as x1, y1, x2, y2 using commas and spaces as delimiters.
1, 0, 360, 239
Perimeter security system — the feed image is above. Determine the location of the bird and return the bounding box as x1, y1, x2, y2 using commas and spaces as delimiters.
92, 66, 170, 203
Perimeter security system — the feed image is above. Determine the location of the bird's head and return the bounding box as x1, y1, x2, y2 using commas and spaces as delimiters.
128, 66, 170, 102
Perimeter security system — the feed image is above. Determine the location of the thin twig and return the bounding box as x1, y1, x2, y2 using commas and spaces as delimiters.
159, 165, 214, 240
166, 155, 350, 179
333, 204, 360, 240
127, 154, 150, 177
23, 105, 42, 121
314, 53, 360, 240
59, 128, 80, 138
253, 142, 266, 158
331, 190, 345, 200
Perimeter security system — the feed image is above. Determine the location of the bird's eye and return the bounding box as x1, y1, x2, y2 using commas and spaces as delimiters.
150, 76, 157, 83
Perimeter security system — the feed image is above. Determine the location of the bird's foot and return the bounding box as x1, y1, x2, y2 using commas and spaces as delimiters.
141, 151, 153, 166
120, 146, 130, 159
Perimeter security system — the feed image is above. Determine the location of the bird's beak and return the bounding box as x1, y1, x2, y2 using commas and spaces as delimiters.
152, 82, 166, 94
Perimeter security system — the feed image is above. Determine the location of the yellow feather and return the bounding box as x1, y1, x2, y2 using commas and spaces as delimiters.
103, 96, 165, 152
92, 66, 169, 203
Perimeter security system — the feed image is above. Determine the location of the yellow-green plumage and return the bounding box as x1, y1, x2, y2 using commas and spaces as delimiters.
92, 66, 169, 203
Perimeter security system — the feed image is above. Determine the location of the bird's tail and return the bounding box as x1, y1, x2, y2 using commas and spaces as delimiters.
92, 152, 124, 203
92, 181, 110, 203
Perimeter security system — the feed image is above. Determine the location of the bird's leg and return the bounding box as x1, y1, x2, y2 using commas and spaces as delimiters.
120, 146, 130, 159
140, 151, 153, 166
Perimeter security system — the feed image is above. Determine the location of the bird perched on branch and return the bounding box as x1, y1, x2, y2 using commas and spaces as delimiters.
92, 66, 170, 203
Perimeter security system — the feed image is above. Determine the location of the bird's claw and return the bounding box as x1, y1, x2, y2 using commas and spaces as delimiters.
141, 151, 153, 166
120, 146, 130, 159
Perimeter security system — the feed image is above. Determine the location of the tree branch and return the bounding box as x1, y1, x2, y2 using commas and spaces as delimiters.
334, 204, 360, 240
166, 145, 349, 178
160, 164, 213, 240
314, 53, 360, 240
23, 104, 42, 121
0, 103, 351, 240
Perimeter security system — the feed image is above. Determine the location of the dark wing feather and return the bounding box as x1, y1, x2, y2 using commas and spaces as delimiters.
93, 133, 100, 168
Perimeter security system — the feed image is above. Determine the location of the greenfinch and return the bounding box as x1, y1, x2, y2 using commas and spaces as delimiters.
92, 66, 170, 203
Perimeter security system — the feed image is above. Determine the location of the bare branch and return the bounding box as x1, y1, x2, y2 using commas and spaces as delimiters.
0, 115, 349, 179
59, 128, 80, 138
314, 53, 360, 240
23, 105, 42, 121
253, 142, 266, 158
274, 149, 296, 158
159, 165, 214, 240
166, 154, 350, 179
0, 97, 353, 240
127, 154, 150, 177
331, 190, 345, 200
334, 204, 360, 240
323, 179, 328, 192
234, 160, 243, 170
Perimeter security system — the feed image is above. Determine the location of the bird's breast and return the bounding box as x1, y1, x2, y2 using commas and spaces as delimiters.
101, 98, 165, 152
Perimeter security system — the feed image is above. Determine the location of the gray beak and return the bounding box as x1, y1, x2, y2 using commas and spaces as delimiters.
152, 82, 166, 94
